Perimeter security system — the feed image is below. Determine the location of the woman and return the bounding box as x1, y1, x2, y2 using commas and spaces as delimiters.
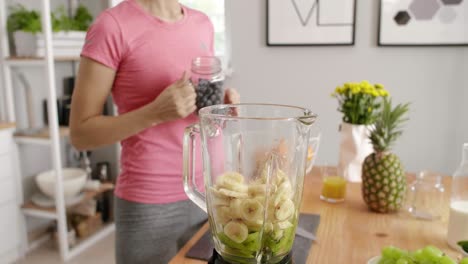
70, 0, 239, 263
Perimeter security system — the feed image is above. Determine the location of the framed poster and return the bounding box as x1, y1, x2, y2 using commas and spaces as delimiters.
267, 0, 357, 46
379, 0, 468, 46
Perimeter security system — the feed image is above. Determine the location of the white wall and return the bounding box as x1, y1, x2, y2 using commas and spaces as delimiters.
226, 0, 468, 174
455, 49, 468, 165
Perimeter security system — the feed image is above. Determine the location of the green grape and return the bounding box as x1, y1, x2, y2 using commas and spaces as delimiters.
382, 246, 408, 260
378, 259, 397, 264
382, 246, 397, 259
379, 245, 466, 264
398, 256, 415, 264
411, 249, 425, 262
396, 259, 409, 264
422, 246, 444, 259
438, 255, 456, 264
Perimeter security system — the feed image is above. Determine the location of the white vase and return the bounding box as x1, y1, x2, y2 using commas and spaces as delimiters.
13, 31, 37, 57
337, 122, 373, 182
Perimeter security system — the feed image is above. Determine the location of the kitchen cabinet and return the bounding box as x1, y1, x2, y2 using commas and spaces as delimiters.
0, 125, 23, 264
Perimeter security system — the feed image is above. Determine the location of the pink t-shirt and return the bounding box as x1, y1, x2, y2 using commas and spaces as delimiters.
81, 0, 213, 204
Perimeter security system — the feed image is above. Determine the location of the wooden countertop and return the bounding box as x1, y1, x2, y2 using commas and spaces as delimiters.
0, 122, 15, 130
170, 167, 460, 264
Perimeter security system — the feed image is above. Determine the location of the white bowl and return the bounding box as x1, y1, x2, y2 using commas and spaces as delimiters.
36, 168, 87, 199
367, 256, 381, 264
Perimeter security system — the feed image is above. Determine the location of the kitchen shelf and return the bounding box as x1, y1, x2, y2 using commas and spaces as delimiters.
5, 56, 80, 66
21, 183, 114, 220
0, 0, 119, 261
68, 223, 115, 259
0, 122, 15, 130
14, 126, 70, 145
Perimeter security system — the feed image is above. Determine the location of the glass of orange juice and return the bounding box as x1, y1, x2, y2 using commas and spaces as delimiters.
320, 166, 347, 203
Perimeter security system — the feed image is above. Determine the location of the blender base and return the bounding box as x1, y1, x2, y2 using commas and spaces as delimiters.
208, 249, 293, 264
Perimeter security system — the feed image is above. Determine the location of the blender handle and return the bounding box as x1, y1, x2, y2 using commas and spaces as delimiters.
183, 124, 207, 213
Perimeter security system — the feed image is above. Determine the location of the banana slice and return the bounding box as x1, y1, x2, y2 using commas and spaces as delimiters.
218, 188, 249, 199
240, 199, 264, 222
214, 206, 232, 225
272, 229, 284, 241
248, 184, 267, 197
273, 191, 287, 207
216, 172, 247, 193
264, 222, 274, 233
230, 198, 243, 219
266, 201, 276, 222
223, 220, 249, 244
253, 195, 266, 204
210, 187, 231, 206
244, 219, 263, 232
257, 168, 267, 184
217, 172, 244, 185
275, 220, 293, 230
269, 184, 278, 194
252, 177, 266, 185
273, 181, 293, 206
278, 180, 292, 195
258, 167, 289, 186
276, 169, 288, 185
229, 183, 249, 193
275, 198, 295, 221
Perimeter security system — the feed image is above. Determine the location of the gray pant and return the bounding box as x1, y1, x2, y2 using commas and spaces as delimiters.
115, 197, 207, 264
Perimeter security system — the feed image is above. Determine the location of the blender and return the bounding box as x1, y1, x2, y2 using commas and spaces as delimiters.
183, 104, 317, 264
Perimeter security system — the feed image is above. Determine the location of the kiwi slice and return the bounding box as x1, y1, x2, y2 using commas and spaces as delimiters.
268, 227, 295, 254
218, 232, 246, 251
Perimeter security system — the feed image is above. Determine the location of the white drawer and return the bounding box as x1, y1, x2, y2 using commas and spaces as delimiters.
0, 155, 14, 183
0, 204, 19, 254
0, 130, 13, 155
0, 179, 15, 205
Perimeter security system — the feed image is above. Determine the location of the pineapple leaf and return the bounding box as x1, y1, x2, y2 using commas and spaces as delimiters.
369, 98, 410, 153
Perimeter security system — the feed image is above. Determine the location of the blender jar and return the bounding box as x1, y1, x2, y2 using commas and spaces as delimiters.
183, 104, 317, 264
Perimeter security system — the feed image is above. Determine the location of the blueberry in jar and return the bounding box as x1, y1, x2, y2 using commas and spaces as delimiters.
191, 56, 225, 112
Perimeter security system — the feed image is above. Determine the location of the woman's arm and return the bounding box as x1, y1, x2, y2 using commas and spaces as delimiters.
70, 57, 196, 151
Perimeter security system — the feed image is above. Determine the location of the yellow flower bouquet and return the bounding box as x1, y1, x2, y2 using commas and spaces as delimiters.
332, 81, 389, 125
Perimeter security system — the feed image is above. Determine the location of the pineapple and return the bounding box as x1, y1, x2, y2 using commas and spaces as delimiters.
362, 98, 410, 213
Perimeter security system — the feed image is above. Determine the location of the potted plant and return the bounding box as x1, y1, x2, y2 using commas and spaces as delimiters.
7, 4, 93, 57
331, 81, 389, 182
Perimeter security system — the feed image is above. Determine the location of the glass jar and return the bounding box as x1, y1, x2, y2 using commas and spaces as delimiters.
447, 143, 468, 250
406, 170, 445, 221
191, 56, 225, 111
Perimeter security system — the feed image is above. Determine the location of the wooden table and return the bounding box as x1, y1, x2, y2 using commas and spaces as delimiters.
170, 167, 459, 264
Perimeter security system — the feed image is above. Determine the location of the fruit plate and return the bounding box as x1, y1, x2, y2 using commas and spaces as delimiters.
367, 256, 381, 264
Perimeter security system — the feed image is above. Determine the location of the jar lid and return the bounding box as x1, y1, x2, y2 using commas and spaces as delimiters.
192, 56, 222, 75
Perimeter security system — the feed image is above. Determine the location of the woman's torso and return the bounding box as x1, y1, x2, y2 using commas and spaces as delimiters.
83, 0, 214, 203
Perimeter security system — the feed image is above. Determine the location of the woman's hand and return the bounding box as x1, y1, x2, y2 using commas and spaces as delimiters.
224, 88, 240, 104
145, 72, 197, 124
